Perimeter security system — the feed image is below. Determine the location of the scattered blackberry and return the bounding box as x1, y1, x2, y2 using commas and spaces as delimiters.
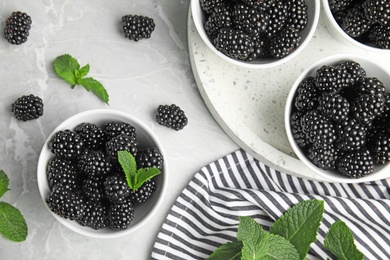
301, 110, 337, 145
317, 92, 350, 122
77, 200, 109, 230
268, 26, 301, 58
265, 0, 288, 37
74, 123, 105, 150
82, 177, 106, 202
308, 143, 338, 170
337, 60, 367, 86
362, 0, 390, 25
336, 118, 367, 151
105, 134, 138, 163
351, 93, 385, 126
367, 128, 390, 164
233, 3, 269, 37
108, 198, 135, 230
290, 111, 310, 148
47, 157, 79, 191
340, 4, 373, 38
367, 23, 390, 49
337, 149, 375, 178
104, 174, 131, 203
47, 184, 85, 220
328, 0, 354, 13
200, 0, 225, 14
104, 121, 136, 140
49, 130, 84, 160
78, 150, 112, 178
315, 65, 351, 92
294, 77, 319, 112
122, 15, 155, 41
130, 179, 156, 204
11, 94, 43, 121
156, 104, 188, 131
286, 0, 308, 31
205, 4, 233, 39
4, 11, 32, 45
136, 148, 164, 169
214, 27, 255, 61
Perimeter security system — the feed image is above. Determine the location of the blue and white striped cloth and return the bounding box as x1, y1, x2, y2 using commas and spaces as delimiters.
152, 149, 390, 260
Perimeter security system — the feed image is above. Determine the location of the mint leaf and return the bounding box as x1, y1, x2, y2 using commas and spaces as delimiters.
270, 200, 324, 260
54, 54, 80, 86
207, 241, 242, 260
0, 202, 28, 242
78, 64, 90, 79
134, 167, 160, 190
0, 170, 9, 198
118, 150, 137, 190
324, 220, 364, 260
264, 233, 300, 260
78, 77, 109, 104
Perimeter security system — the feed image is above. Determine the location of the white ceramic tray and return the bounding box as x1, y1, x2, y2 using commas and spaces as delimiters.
188, 5, 390, 182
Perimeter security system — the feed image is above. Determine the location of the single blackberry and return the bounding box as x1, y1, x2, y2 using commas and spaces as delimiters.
4, 11, 32, 45
47, 184, 85, 220
233, 3, 270, 37
317, 92, 350, 122
367, 127, 390, 164
214, 27, 255, 61
200, 0, 225, 14
82, 177, 107, 202
340, 4, 373, 38
78, 150, 112, 178
47, 157, 79, 191
268, 26, 301, 58
156, 104, 188, 131
205, 3, 233, 39
357, 77, 386, 97
286, 0, 308, 31
315, 65, 351, 92
336, 118, 367, 151
104, 174, 131, 203
49, 129, 84, 160
328, 0, 354, 13
337, 60, 367, 86
104, 121, 136, 140
301, 110, 336, 145
308, 143, 338, 170
373, 92, 390, 128
290, 111, 310, 148
130, 179, 156, 204
351, 93, 385, 126
294, 77, 319, 112
122, 15, 155, 41
105, 134, 138, 163
363, 0, 390, 25
265, 0, 288, 37
136, 148, 164, 169
77, 200, 109, 230
337, 149, 375, 178
367, 23, 390, 49
74, 123, 105, 150
108, 198, 135, 230
11, 94, 43, 121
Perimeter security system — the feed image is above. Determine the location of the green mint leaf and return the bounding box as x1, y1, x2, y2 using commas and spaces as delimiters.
0, 202, 28, 242
117, 150, 137, 190
78, 77, 109, 104
207, 241, 242, 260
77, 64, 90, 79
0, 170, 9, 198
270, 200, 324, 260
54, 54, 80, 86
133, 167, 160, 191
260, 233, 300, 260
324, 220, 364, 260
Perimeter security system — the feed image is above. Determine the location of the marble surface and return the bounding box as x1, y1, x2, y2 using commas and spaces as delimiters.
0, 1, 239, 259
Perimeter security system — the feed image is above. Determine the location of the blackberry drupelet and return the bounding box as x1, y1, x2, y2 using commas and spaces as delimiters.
336, 118, 367, 151
108, 198, 135, 230
286, 0, 308, 31
74, 123, 105, 150
301, 110, 336, 145
294, 76, 319, 112
205, 3, 233, 39
104, 121, 136, 140
122, 15, 155, 41
315, 65, 351, 92
214, 27, 255, 61
268, 26, 301, 58
368, 23, 390, 49
49, 129, 84, 160
130, 179, 156, 204
340, 5, 373, 38
105, 134, 138, 163
11, 94, 43, 121
82, 177, 106, 202
78, 150, 112, 178
290, 112, 310, 148
367, 127, 390, 164
77, 200, 108, 230
317, 92, 350, 122
47, 184, 85, 220
4, 11, 32, 45
351, 93, 385, 126
104, 174, 131, 203
337, 149, 375, 178
136, 148, 164, 169
308, 143, 338, 170
156, 104, 188, 131
47, 157, 79, 191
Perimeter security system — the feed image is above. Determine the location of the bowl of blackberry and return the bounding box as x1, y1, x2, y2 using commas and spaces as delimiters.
323, 0, 390, 51
191, 0, 320, 68
37, 109, 167, 238
285, 54, 390, 183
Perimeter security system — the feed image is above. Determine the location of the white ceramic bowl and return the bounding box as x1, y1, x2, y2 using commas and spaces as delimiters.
191, 0, 320, 68
37, 109, 167, 238
285, 54, 390, 183
322, 0, 390, 52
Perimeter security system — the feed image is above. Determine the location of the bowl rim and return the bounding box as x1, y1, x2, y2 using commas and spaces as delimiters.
191, 0, 321, 69
37, 108, 168, 238
285, 54, 390, 183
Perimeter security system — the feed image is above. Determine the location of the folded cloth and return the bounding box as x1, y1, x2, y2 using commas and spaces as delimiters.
151, 149, 390, 260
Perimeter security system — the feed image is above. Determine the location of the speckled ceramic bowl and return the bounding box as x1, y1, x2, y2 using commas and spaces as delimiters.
285, 54, 390, 183
37, 109, 167, 238
191, 0, 320, 68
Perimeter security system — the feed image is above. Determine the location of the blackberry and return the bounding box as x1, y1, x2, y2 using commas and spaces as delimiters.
242, 0, 275, 13
11, 94, 43, 121
337, 60, 367, 86
136, 148, 164, 169
47, 157, 79, 191
294, 77, 319, 112
301, 110, 336, 145
268, 26, 301, 58
351, 93, 385, 126
122, 15, 155, 41
205, 4, 233, 39
104, 174, 131, 203
290, 111, 310, 148
130, 179, 156, 204
49, 129, 84, 160
336, 118, 367, 151
200, 0, 225, 14
367, 127, 390, 164
82, 177, 106, 202
357, 77, 386, 97
4, 11, 32, 45
156, 104, 188, 131
367, 23, 390, 49
108, 198, 135, 230
373, 92, 390, 128
363, 0, 390, 25
47, 184, 85, 220
308, 143, 338, 170
337, 149, 375, 178
328, 0, 354, 13
340, 4, 373, 38
77, 200, 108, 230
317, 92, 350, 122
214, 27, 255, 61
315, 65, 351, 92
74, 123, 105, 150
78, 150, 112, 178
233, 3, 269, 37
286, 0, 308, 31
104, 121, 136, 140
105, 134, 138, 163
265, 0, 288, 37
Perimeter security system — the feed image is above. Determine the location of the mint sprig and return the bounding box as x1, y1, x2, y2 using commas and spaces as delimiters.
54, 54, 109, 104
117, 150, 160, 191
0, 170, 28, 242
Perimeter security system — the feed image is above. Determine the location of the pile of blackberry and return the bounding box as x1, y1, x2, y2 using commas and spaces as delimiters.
46, 120, 164, 230
329, 0, 390, 49
201, 0, 309, 61
290, 60, 390, 178
4, 11, 32, 45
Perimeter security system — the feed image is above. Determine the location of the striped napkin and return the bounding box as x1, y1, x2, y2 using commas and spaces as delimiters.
151, 149, 390, 260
